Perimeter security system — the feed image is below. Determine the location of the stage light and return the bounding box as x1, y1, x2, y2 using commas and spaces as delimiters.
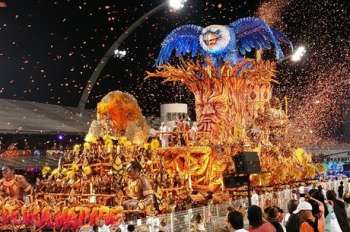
114, 49, 126, 58
291, 46, 306, 62
114, 49, 127, 58
57, 134, 64, 141
169, 0, 186, 10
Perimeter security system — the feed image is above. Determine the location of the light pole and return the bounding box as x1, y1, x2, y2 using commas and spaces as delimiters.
78, 0, 187, 112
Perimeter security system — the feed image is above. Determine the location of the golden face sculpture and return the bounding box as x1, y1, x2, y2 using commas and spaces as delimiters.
195, 89, 229, 134
158, 146, 223, 188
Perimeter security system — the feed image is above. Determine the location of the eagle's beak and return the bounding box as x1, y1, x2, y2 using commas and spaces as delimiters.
204, 33, 220, 48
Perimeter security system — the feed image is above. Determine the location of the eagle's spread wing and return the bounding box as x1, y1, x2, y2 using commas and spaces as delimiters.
229, 17, 293, 60
270, 27, 293, 52
156, 25, 204, 66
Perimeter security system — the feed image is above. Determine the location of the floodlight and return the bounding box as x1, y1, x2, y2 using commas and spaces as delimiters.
169, 0, 186, 10
291, 46, 306, 62
114, 49, 127, 58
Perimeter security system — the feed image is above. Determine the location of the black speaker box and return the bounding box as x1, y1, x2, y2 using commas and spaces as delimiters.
233, 152, 261, 174
223, 174, 249, 188
343, 163, 350, 171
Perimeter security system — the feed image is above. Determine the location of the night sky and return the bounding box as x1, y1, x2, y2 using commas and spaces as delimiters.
0, 0, 348, 139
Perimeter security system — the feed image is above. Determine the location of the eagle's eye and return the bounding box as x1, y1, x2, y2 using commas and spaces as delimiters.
214, 29, 221, 35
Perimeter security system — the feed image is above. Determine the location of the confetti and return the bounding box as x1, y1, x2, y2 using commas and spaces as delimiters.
0, 0, 347, 145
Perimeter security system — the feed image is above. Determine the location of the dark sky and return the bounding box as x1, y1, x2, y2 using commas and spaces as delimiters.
0, 0, 348, 121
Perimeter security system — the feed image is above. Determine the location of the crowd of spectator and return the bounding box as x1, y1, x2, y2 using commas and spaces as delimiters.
224, 184, 350, 232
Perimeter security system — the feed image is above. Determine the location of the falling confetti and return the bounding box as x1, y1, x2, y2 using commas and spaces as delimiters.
0, 0, 347, 145
257, 0, 290, 26
288, 59, 350, 145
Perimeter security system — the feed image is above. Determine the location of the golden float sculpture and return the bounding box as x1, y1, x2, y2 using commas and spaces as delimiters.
0, 17, 323, 229
147, 59, 275, 144
88, 90, 149, 145
147, 58, 321, 188
0, 58, 323, 230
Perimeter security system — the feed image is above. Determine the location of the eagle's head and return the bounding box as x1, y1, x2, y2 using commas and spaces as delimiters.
199, 25, 231, 54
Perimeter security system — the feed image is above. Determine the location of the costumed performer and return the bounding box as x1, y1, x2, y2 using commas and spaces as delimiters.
266, 97, 288, 144
123, 161, 155, 212
159, 122, 170, 148
0, 166, 32, 201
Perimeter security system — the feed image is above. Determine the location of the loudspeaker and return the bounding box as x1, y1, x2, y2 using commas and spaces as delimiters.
343, 163, 350, 171
233, 152, 261, 174
223, 174, 249, 188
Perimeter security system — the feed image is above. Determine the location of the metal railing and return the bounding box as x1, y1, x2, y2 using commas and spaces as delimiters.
123, 179, 347, 232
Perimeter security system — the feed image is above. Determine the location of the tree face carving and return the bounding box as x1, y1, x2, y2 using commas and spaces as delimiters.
147, 59, 276, 144
195, 89, 229, 134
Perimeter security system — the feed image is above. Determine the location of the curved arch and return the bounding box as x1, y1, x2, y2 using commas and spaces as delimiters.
78, 2, 167, 112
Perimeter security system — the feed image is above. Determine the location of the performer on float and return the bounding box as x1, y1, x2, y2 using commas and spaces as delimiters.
267, 97, 287, 126
249, 107, 269, 147
266, 97, 288, 144
123, 161, 154, 212
174, 116, 190, 146
159, 122, 170, 148
189, 122, 198, 144
0, 166, 32, 201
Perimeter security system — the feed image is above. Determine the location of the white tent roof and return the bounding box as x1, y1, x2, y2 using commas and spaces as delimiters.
0, 98, 95, 134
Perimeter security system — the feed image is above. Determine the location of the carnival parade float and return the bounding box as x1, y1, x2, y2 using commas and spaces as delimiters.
0, 17, 324, 230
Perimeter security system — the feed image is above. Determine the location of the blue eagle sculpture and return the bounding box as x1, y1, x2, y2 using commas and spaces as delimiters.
156, 17, 293, 66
